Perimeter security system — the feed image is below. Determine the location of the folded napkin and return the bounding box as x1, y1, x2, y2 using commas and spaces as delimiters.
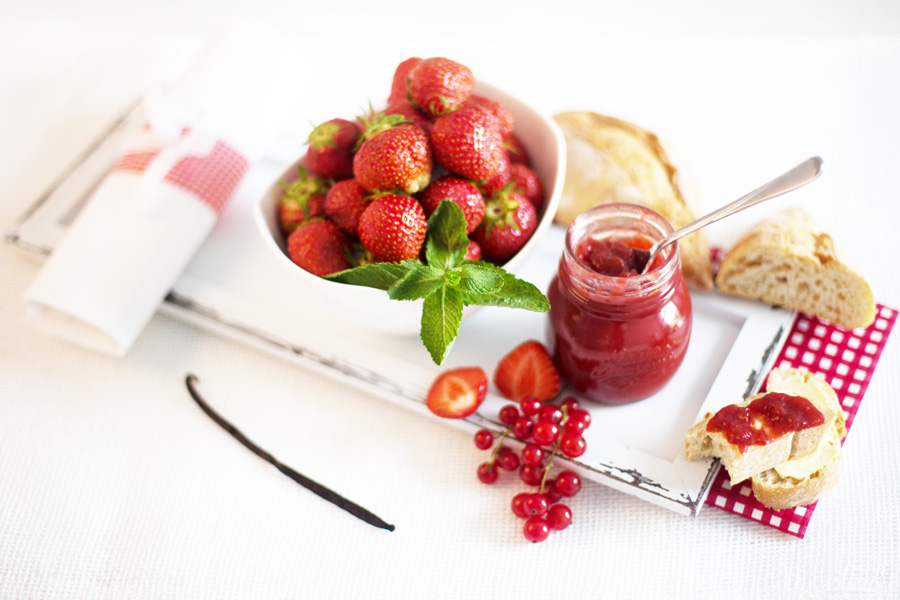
23, 25, 294, 355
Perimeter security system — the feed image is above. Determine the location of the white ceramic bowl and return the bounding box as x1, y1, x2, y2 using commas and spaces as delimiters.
254, 81, 566, 335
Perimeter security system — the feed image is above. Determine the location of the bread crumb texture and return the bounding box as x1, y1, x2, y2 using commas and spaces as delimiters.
716, 207, 875, 329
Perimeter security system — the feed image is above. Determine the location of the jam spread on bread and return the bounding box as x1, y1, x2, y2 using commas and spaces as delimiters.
706, 392, 826, 452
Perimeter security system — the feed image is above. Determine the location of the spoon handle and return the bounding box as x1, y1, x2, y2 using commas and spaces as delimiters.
651, 156, 824, 256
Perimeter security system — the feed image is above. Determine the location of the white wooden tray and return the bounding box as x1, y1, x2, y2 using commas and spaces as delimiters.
6, 104, 796, 516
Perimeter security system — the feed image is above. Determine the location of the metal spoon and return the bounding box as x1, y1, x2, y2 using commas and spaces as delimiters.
632, 156, 824, 274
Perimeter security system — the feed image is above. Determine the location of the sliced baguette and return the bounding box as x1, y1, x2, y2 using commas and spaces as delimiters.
685, 367, 838, 485
750, 368, 847, 510
716, 207, 876, 330
552, 111, 713, 290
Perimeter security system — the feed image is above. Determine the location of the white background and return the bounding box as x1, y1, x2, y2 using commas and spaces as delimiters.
2, 1, 899, 598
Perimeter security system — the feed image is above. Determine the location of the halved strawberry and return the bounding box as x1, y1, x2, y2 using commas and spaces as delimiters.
426, 366, 488, 419
494, 340, 560, 402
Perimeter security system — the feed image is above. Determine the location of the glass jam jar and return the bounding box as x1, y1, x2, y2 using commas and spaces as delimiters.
547, 203, 692, 404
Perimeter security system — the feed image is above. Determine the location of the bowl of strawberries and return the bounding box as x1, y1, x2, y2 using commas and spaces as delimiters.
255, 56, 565, 363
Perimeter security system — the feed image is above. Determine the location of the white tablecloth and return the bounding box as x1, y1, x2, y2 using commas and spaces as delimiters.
2, 2, 899, 598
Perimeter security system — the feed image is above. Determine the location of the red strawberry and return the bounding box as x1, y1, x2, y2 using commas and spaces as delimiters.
494, 340, 560, 402
465, 94, 514, 139
357, 194, 427, 262
426, 366, 488, 419
408, 57, 475, 118
472, 187, 537, 263
431, 104, 508, 182
465, 238, 482, 261
418, 176, 485, 234
287, 219, 351, 277
476, 157, 511, 197
504, 132, 530, 165
382, 101, 432, 133
508, 163, 544, 209
278, 166, 331, 234
306, 118, 362, 180
353, 114, 433, 194
324, 178, 370, 235
388, 57, 422, 105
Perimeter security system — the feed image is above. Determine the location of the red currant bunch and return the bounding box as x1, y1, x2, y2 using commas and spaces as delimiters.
472, 394, 590, 542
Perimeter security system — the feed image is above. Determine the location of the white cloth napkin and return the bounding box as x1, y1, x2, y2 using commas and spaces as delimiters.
23, 25, 294, 355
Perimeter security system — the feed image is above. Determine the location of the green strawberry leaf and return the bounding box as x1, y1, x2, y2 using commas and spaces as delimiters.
420, 283, 464, 365
458, 262, 550, 311
325, 260, 419, 290
387, 265, 445, 301
425, 201, 469, 271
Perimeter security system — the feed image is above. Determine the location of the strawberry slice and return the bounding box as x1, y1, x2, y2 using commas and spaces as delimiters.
426, 367, 488, 419
494, 340, 560, 402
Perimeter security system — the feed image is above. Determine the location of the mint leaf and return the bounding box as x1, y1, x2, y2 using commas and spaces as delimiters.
387, 265, 445, 301
456, 262, 504, 295
420, 283, 464, 365
321, 200, 549, 365
458, 262, 550, 312
425, 201, 469, 271
326, 260, 419, 290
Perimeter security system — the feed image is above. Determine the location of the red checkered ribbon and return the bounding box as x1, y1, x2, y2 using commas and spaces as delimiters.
704, 303, 897, 538
162, 140, 249, 216
111, 138, 249, 216
112, 151, 159, 174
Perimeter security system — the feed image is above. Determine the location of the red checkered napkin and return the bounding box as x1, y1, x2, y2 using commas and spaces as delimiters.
704, 304, 897, 538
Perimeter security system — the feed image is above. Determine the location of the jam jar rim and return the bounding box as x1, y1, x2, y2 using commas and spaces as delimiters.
561, 203, 683, 306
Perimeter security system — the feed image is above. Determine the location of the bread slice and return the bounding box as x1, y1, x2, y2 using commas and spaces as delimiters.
685, 367, 839, 485
552, 111, 713, 290
716, 207, 876, 329
750, 368, 847, 510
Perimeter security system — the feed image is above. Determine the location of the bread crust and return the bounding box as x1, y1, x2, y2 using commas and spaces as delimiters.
750, 368, 847, 510
552, 111, 713, 290
716, 207, 875, 329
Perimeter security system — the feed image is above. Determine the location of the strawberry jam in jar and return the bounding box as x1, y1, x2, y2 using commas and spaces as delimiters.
547, 204, 692, 404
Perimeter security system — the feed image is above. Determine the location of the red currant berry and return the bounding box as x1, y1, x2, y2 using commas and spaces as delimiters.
538, 404, 564, 424
560, 396, 580, 414
523, 516, 551, 542
542, 479, 563, 504
477, 462, 499, 484
512, 416, 533, 439
523, 493, 549, 517
554, 470, 582, 496
511, 492, 531, 519
497, 447, 520, 471
474, 429, 494, 450
547, 504, 573, 530
519, 463, 544, 486
520, 443, 544, 467
567, 409, 592, 431
519, 396, 542, 416
498, 404, 520, 426
560, 432, 587, 458
532, 420, 560, 446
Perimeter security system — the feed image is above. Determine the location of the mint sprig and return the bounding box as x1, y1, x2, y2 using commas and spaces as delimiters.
326, 201, 549, 364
